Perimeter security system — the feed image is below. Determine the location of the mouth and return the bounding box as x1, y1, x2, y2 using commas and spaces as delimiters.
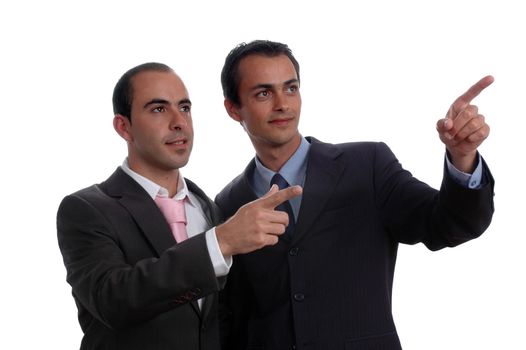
269, 116, 294, 126
167, 139, 186, 145
165, 138, 188, 147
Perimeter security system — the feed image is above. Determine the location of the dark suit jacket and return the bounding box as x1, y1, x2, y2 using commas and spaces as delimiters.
57, 168, 225, 350
215, 137, 494, 350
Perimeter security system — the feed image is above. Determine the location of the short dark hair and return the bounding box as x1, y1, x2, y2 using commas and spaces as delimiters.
112, 62, 173, 121
221, 40, 300, 105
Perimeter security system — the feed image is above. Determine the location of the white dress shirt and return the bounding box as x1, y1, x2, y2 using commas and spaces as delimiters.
120, 160, 231, 279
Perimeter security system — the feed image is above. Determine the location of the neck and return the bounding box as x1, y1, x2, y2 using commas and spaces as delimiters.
128, 159, 181, 197
153, 171, 181, 198
253, 135, 301, 172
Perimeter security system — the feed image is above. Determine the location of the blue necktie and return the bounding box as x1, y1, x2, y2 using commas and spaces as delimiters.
270, 173, 296, 236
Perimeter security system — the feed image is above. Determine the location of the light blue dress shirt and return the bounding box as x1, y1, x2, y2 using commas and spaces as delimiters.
253, 137, 310, 219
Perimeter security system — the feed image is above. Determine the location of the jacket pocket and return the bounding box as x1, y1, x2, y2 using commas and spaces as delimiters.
345, 331, 402, 350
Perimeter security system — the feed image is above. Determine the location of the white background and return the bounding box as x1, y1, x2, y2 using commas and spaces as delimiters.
1, 0, 524, 349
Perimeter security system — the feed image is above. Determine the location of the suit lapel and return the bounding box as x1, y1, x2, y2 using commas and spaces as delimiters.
186, 178, 222, 228
218, 160, 259, 218
233, 140, 345, 245
105, 169, 218, 319
104, 168, 176, 257
233, 160, 260, 204
293, 138, 344, 244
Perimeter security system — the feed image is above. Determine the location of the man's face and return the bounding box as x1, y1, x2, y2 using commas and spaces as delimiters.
123, 70, 193, 176
228, 54, 302, 150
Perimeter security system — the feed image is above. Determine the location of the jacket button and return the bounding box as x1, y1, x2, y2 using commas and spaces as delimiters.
289, 247, 299, 256
293, 293, 305, 301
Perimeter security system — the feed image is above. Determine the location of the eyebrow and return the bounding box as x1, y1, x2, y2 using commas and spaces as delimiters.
284, 78, 299, 86
143, 98, 192, 109
251, 78, 299, 91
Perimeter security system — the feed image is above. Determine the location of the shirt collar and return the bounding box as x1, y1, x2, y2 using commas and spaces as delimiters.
254, 136, 310, 187
120, 159, 197, 207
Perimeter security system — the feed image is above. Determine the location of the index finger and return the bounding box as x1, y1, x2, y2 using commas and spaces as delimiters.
258, 185, 303, 209
453, 75, 494, 110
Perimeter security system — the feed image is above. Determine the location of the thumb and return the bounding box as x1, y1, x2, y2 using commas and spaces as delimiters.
436, 117, 453, 133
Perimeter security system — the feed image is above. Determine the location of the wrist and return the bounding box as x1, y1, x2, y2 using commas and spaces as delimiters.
215, 224, 233, 257
447, 149, 477, 173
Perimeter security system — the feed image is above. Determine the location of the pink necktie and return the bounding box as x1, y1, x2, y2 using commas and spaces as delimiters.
154, 195, 188, 243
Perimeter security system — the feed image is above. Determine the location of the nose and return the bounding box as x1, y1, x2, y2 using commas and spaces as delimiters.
169, 110, 188, 130
273, 92, 289, 112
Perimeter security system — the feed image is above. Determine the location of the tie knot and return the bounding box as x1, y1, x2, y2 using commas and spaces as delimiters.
270, 173, 290, 190
154, 196, 187, 224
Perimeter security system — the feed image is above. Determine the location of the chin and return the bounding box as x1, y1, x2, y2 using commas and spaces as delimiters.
159, 156, 189, 171
274, 132, 300, 145
173, 159, 190, 169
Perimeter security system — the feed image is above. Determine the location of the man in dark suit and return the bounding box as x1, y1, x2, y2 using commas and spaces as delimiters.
57, 62, 301, 350
215, 40, 495, 349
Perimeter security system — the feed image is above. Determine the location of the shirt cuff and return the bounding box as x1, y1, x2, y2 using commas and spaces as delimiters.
205, 227, 232, 277
445, 152, 483, 189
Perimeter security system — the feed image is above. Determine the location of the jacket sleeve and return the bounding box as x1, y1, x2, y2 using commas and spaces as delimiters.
374, 142, 495, 250
57, 192, 221, 330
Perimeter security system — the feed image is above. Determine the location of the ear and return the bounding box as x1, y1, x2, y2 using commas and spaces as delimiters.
224, 99, 242, 122
113, 114, 133, 142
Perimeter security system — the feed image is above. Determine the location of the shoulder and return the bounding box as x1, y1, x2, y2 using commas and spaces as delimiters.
57, 184, 112, 222
307, 136, 394, 160
215, 160, 257, 218
57, 168, 126, 216
215, 173, 246, 209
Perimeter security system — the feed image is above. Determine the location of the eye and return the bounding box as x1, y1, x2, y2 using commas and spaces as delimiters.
152, 106, 165, 113
180, 105, 191, 113
256, 90, 270, 99
286, 85, 299, 93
